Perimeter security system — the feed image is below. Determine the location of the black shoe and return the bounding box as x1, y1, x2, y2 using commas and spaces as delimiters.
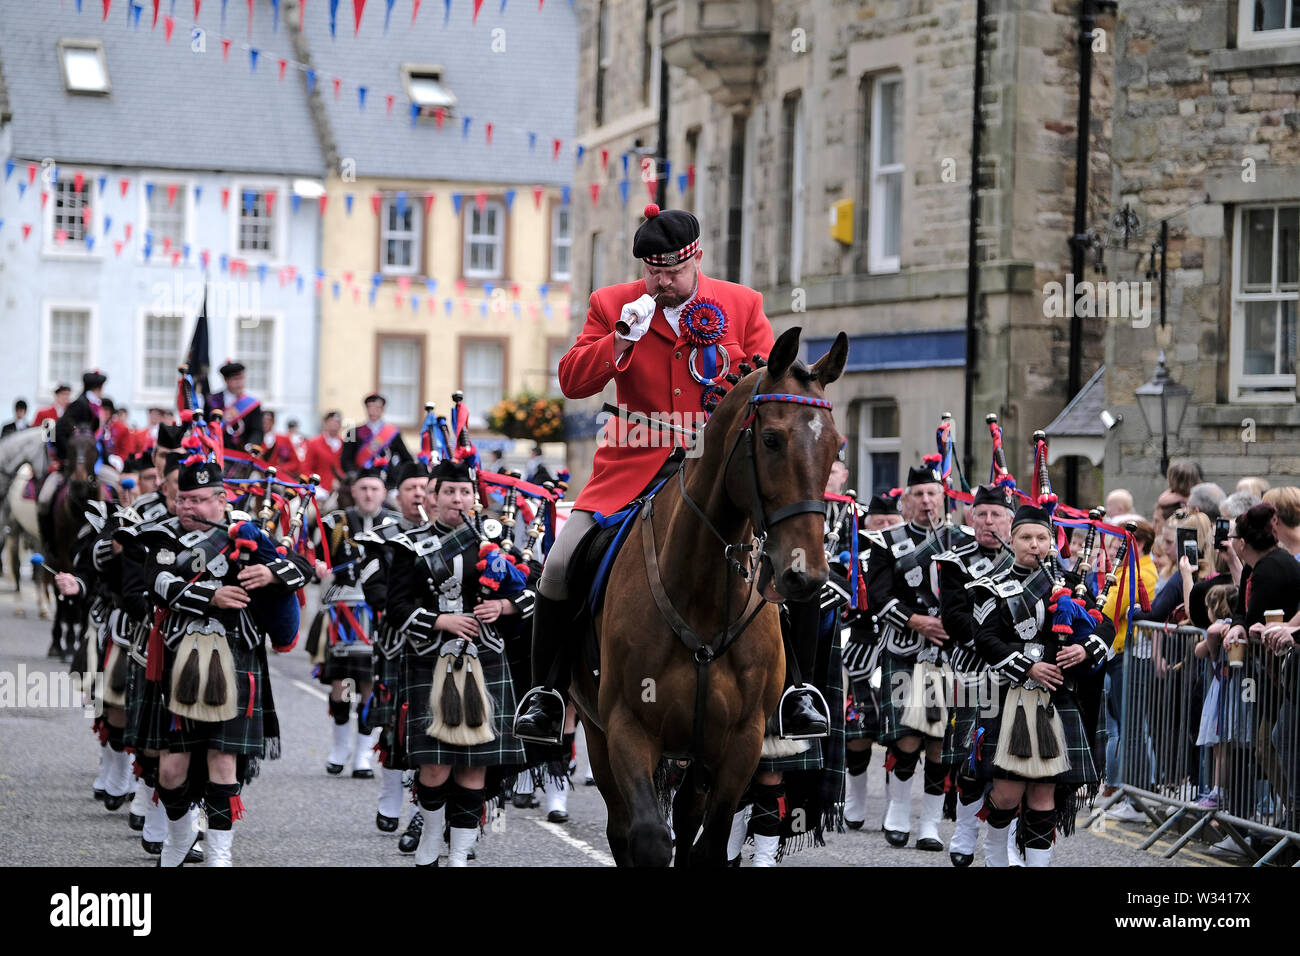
141, 838, 162, 855
47, 641, 63, 659
512, 791, 539, 809
916, 836, 944, 852
398, 811, 424, 854
103, 791, 129, 811
376, 812, 399, 833
325, 762, 345, 775
129, 813, 146, 831
352, 768, 375, 779
884, 829, 910, 848
780, 689, 830, 739
415, 859, 439, 868
93, 788, 106, 802
184, 841, 204, 864
846, 819, 865, 831
950, 851, 974, 867
512, 689, 565, 745
547, 810, 569, 823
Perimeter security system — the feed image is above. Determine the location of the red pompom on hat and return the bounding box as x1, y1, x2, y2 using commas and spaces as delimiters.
643, 203, 659, 218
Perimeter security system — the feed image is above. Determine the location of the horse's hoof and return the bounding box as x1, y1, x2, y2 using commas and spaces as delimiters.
628, 822, 672, 867
884, 829, 910, 848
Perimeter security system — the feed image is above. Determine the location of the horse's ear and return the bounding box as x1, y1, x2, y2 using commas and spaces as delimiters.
765, 327, 801, 382
811, 331, 849, 388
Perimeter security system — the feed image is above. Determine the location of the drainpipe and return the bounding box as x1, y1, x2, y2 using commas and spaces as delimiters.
963, 0, 987, 479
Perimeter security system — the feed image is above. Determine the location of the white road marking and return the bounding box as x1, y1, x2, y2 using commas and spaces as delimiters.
291, 679, 330, 702
531, 818, 615, 866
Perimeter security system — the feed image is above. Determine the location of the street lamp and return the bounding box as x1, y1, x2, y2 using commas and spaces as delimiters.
1134, 350, 1191, 477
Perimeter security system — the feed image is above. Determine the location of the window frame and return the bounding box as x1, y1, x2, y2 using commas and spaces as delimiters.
1230, 203, 1299, 403
549, 199, 573, 282
868, 73, 904, 275
227, 312, 284, 407
458, 336, 511, 429
139, 174, 195, 265
402, 64, 457, 118
40, 301, 98, 396
595, 0, 612, 126
461, 197, 509, 282
1237, 0, 1300, 49
373, 333, 427, 428
42, 174, 100, 259
379, 193, 425, 277
229, 179, 287, 263
739, 111, 757, 287
57, 38, 110, 94
853, 399, 903, 498
777, 92, 805, 287
135, 309, 189, 403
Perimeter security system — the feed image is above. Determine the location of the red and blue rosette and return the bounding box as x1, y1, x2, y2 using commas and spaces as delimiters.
681, 298, 730, 399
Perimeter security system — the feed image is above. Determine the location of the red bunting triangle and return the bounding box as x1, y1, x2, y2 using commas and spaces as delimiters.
164, 15, 175, 41
646, 180, 657, 202
474, 191, 487, 214
163, 237, 172, 255
552, 139, 562, 160
56, 229, 68, 245
125, 223, 133, 240
510, 283, 520, 298
353, 287, 361, 305
412, 0, 421, 25
423, 193, 435, 217
221, 188, 230, 210
600, 148, 609, 172
22, 224, 32, 241
353, 0, 366, 35
27, 164, 37, 186
278, 59, 287, 81
172, 251, 181, 266
343, 271, 354, 285
119, 177, 130, 197
688, 164, 696, 187
485, 122, 493, 146
434, 107, 445, 129
472, 0, 484, 23
82, 206, 93, 227
332, 77, 341, 99
397, 275, 410, 291
113, 239, 124, 256
152, 0, 160, 28
194, 0, 202, 20
40, 191, 48, 209
318, 194, 329, 216
385, 94, 394, 115
370, 193, 381, 217
455, 278, 467, 296
221, 38, 231, 61
74, 171, 85, 193
264, 191, 276, 217
167, 183, 178, 207
394, 293, 403, 309
247, 0, 255, 38
102, 0, 112, 22
590, 183, 601, 206
532, 186, 543, 210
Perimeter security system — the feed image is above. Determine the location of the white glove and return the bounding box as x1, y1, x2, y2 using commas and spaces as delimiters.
617, 293, 657, 342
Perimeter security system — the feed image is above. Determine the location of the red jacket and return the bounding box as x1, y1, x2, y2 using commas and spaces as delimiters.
302, 434, 344, 491
561, 272, 774, 515
262, 432, 303, 475
33, 406, 59, 428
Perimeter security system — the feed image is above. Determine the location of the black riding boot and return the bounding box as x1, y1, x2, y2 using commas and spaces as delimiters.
778, 597, 830, 739
512, 594, 568, 745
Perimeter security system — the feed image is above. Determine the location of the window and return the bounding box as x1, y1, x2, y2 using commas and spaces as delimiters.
854, 400, 901, 496
48, 179, 92, 252
546, 339, 568, 398
551, 205, 572, 282
589, 230, 606, 294
403, 65, 457, 114
1238, 1, 1300, 48
595, 0, 611, 126
725, 114, 748, 283
235, 318, 276, 400
58, 40, 109, 93
1232, 205, 1298, 399
381, 196, 423, 275
376, 336, 423, 426
146, 181, 188, 254
461, 340, 506, 428
236, 188, 278, 257
683, 127, 701, 212
45, 308, 91, 393
869, 74, 904, 274
141, 314, 183, 393
464, 200, 506, 279
777, 93, 805, 286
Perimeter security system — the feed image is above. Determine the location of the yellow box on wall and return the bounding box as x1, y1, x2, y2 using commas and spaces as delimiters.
829, 199, 854, 245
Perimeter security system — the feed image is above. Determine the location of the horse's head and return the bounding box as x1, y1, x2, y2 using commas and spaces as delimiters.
716, 326, 848, 603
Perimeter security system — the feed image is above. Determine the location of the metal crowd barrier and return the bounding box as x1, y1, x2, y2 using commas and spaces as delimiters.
1085, 619, 1300, 866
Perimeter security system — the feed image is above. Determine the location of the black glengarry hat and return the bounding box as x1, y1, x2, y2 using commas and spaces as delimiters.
632, 204, 701, 266
972, 483, 1014, 511
906, 464, 943, 487
1011, 504, 1053, 531
178, 460, 223, 492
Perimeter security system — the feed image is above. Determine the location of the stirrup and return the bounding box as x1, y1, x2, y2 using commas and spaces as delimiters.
777, 683, 831, 740
511, 686, 566, 745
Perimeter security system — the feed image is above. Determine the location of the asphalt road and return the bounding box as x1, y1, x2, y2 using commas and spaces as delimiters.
0, 575, 1242, 868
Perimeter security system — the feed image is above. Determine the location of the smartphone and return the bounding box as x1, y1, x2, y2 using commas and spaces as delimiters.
1214, 516, 1231, 551
1177, 526, 1199, 568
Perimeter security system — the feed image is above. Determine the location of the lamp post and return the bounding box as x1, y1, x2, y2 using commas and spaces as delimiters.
1134, 351, 1191, 477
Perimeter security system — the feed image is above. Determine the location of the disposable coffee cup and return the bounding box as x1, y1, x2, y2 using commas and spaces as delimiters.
1228, 639, 1246, 668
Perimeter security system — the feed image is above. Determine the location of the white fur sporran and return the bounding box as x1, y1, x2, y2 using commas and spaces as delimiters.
168, 622, 238, 724
427, 639, 495, 747
993, 685, 1069, 779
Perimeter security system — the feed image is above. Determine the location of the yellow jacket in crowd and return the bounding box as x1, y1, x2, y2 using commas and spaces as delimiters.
1102, 552, 1158, 655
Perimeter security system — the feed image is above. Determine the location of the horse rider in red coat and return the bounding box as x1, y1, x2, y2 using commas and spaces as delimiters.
512, 204, 829, 744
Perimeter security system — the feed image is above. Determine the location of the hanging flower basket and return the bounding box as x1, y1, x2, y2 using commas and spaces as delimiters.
486, 392, 565, 442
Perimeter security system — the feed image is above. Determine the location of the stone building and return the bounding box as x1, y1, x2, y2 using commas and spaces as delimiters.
562, 0, 1116, 504
1105, 1, 1300, 509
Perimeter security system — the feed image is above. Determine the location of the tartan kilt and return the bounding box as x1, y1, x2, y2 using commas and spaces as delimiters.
973, 683, 1098, 789
759, 624, 846, 775
156, 637, 267, 756
942, 706, 980, 766
368, 650, 400, 730
400, 644, 527, 769
878, 649, 947, 745
122, 655, 164, 752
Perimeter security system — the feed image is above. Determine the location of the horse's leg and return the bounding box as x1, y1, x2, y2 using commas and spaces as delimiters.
694, 732, 765, 867
581, 716, 632, 866
606, 704, 671, 867
670, 765, 709, 867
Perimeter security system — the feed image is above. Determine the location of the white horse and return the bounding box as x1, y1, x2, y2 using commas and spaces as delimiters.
0, 429, 52, 616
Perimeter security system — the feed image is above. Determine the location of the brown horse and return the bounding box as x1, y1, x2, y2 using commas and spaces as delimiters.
571, 327, 848, 866
47, 430, 100, 659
